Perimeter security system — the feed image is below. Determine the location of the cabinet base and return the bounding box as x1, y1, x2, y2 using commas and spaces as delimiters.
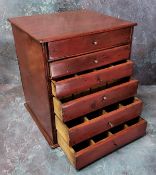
24, 103, 59, 149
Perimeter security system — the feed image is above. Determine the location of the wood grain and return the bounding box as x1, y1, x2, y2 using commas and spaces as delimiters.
70, 98, 143, 145
11, 25, 57, 145
55, 98, 143, 146
48, 27, 132, 60
58, 118, 147, 169
8, 10, 136, 43
76, 118, 147, 169
54, 80, 139, 122
50, 45, 130, 79
52, 61, 134, 99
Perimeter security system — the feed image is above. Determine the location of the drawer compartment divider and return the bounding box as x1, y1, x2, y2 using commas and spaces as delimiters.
53, 79, 139, 122
55, 97, 143, 146
58, 117, 147, 169
52, 60, 134, 99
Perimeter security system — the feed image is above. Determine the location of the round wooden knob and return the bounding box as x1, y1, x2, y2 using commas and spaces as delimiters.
94, 59, 98, 64
108, 121, 113, 127
93, 41, 98, 45
103, 96, 107, 100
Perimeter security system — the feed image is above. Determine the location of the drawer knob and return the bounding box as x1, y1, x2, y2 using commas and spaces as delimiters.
108, 121, 114, 127
103, 96, 107, 100
94, 59, 98, 64
93, 41, 98, 45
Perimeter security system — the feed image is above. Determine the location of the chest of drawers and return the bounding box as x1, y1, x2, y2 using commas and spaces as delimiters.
9, 10, 147, 169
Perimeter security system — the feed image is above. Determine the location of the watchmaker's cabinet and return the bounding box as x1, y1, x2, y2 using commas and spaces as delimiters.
9, 10, 147, 169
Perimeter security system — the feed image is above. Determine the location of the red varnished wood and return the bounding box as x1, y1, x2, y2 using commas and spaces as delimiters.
50, 45, 130, 79
75, 119, 147, 169
11, 25, 57, 145
9, 10, 146, 170
8, 10, 136, 43
24, 103, 58, 148
53, 61, 133, 99
69, 99, 143, 146
48, 27, 132, 60
61, 80, 138, 122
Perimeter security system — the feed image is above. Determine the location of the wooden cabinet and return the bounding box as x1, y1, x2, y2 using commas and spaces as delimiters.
9, 10, 147, 169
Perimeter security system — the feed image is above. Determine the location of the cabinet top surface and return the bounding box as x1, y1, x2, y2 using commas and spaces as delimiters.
9, 10, 136, 43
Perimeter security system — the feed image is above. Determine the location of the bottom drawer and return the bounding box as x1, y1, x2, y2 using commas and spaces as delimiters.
58, 117, 147, 169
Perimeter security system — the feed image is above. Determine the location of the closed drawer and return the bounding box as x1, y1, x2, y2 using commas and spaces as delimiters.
53, 79, 138, 122
50, 45, 130, 79
48, 27, 132, 61
52, 60, 133, 99
55, 97, 143, 146
58, 117, 147, 169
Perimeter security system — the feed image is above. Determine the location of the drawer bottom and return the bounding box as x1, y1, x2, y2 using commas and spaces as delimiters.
58, 117, 147, 169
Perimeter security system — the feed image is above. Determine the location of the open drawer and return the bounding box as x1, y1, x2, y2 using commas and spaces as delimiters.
53, 79, 138, 122
55, 97, 143, 146
58, 117, 147, 169
52, 60, 133, 99
50, 45, 130, 79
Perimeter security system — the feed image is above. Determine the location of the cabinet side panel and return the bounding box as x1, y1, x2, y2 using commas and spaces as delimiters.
11, 25, 57, 146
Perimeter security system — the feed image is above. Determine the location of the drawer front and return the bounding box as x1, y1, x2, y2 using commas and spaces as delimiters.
50, 45, 130, 79
48, 27, 132, 61
57, 118, 147, 169
55, 98, 143, 146
69, 98, 142, 145
52, 61, 133, 99
76, 118, 147, 169
53, 80, 138, 122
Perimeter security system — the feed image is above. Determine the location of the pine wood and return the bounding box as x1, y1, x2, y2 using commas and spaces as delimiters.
55, 97, 143, 146
53, 80, 139, 122
52, 61, 134, 99
57, 118, 147, 169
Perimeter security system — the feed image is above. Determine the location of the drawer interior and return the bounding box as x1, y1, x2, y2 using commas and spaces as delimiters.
52, 60, 133, 99
65, 97, 139, 128
52, 59, 127, 81
55, 96, 143, 146
53, 78, 138, 122
56, 76, 131, 104
58, 116, 146, 169
58, 116, 145, 154
69, 117, 142, 152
